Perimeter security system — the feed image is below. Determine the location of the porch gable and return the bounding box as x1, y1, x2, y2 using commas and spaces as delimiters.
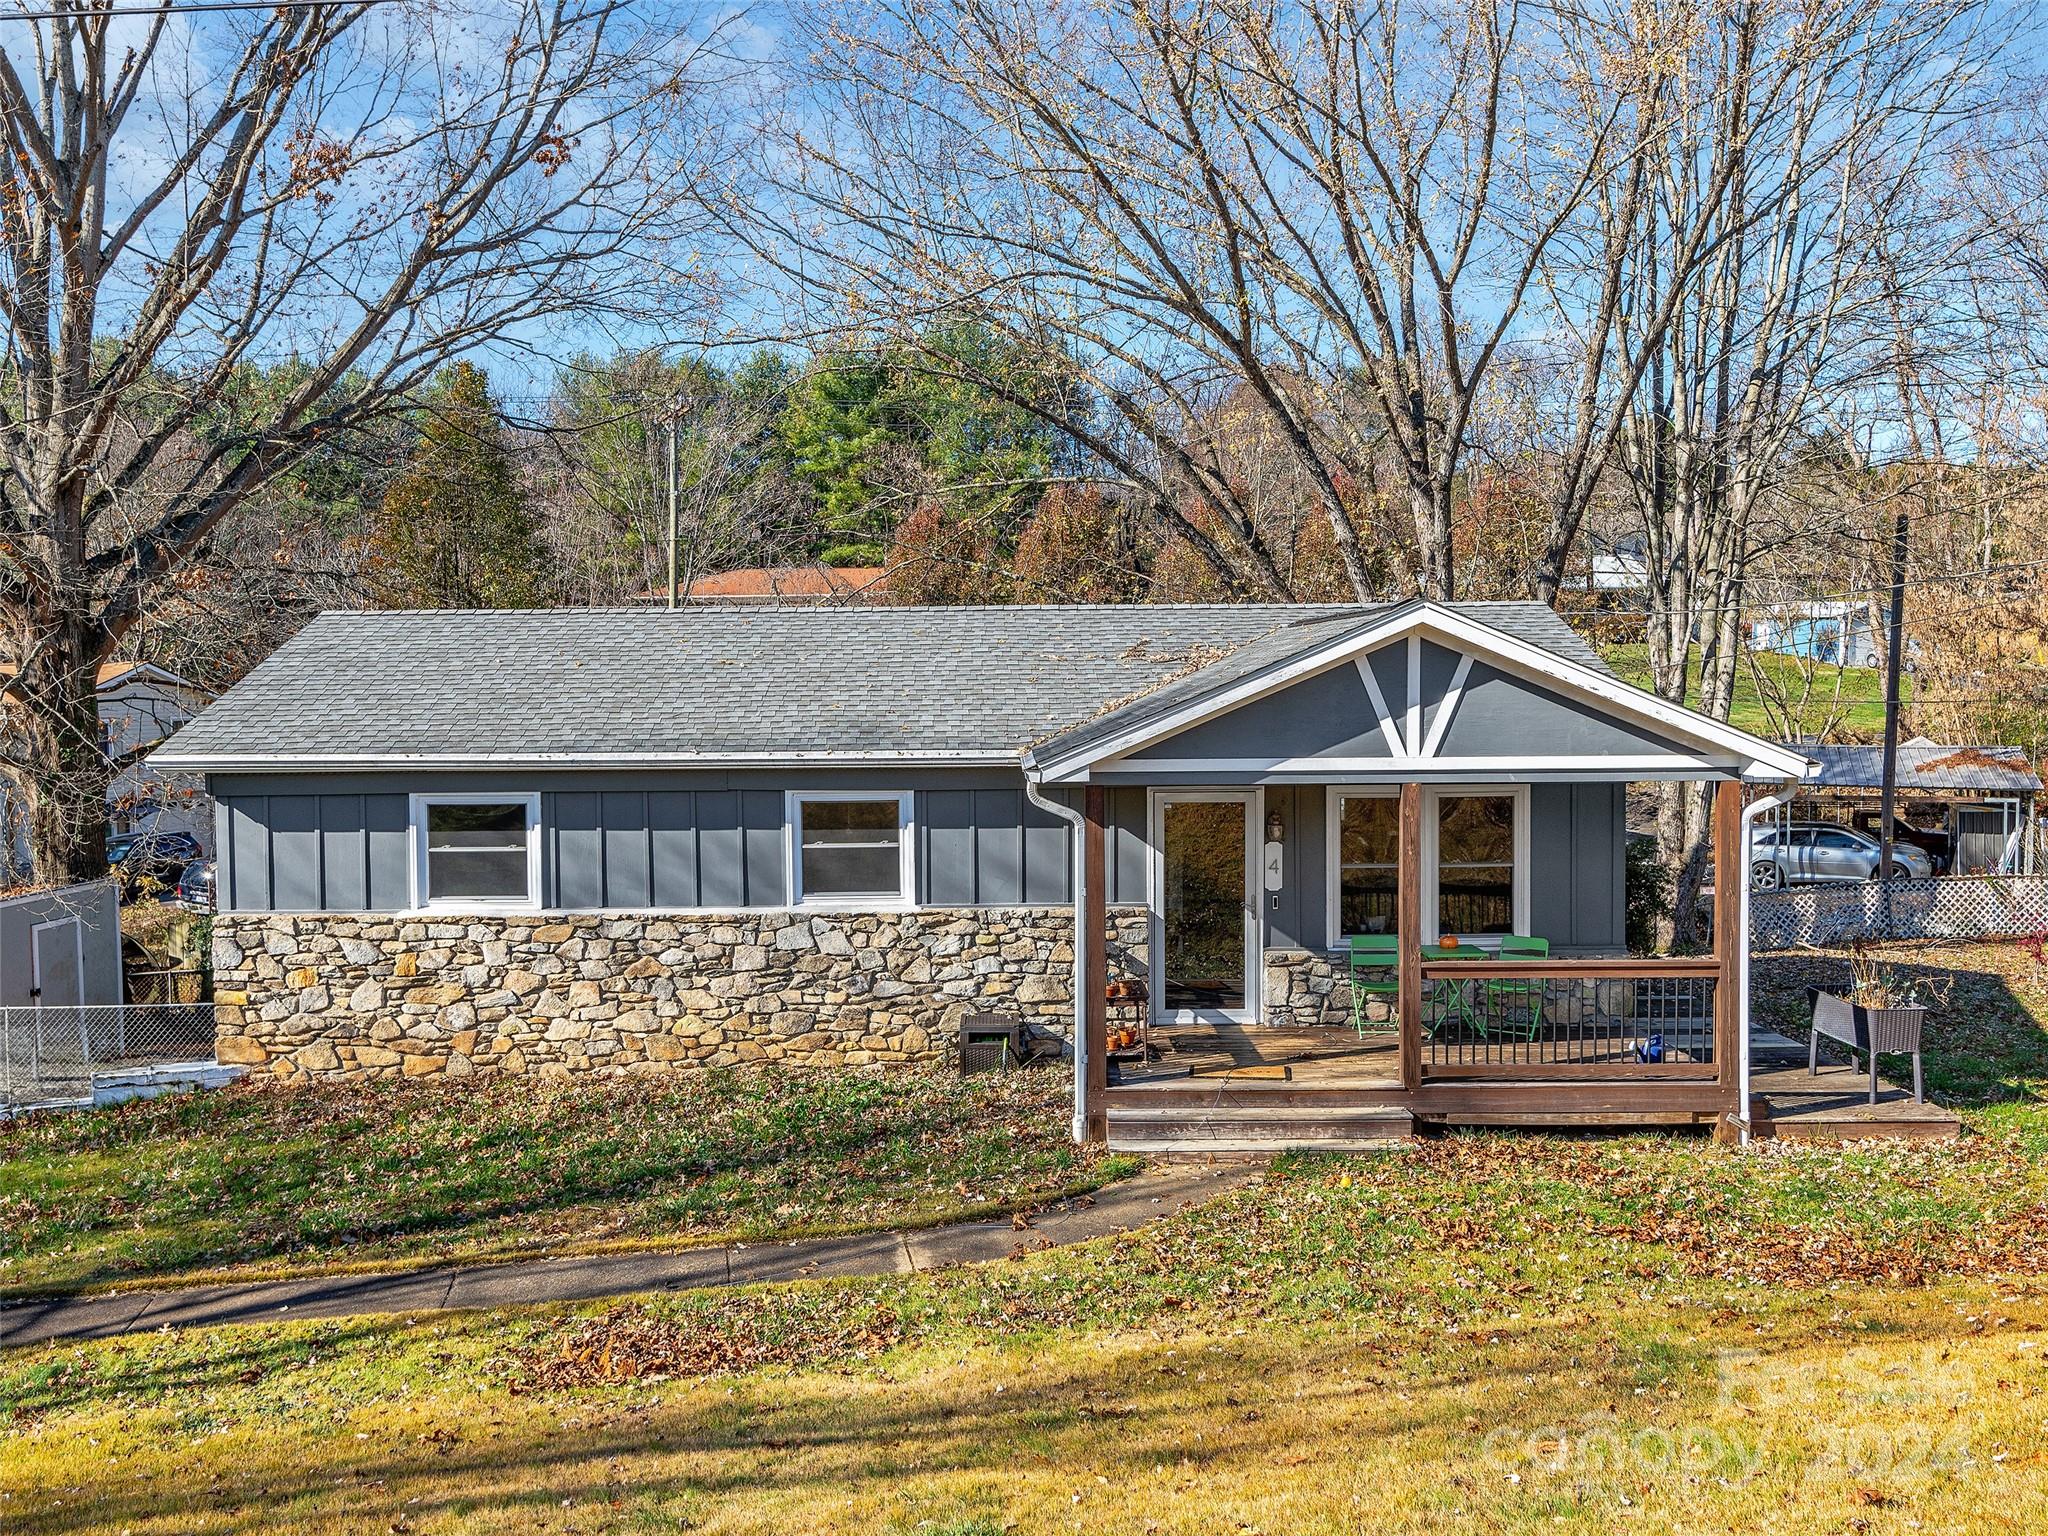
1030, 603, 1812, 785
1119, 636, 1707, 777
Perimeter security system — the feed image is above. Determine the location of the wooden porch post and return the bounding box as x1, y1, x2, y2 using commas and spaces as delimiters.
1081, 783, 1109, 1143
1398, 781, 1422, 1092
1713, 780, 1743, 1110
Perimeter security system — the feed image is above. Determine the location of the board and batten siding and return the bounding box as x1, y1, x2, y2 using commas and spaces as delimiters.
549, 789, 788, 909
213, 778, 1086, 914
1526, 781, 1628, 952
210, 775, 1620, 945
222, 794, 412, 913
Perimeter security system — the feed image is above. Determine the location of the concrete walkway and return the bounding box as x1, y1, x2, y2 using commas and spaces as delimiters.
0, 1162, 1257, 1352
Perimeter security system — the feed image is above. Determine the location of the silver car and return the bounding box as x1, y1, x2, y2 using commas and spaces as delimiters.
1749, 822, 1934, 890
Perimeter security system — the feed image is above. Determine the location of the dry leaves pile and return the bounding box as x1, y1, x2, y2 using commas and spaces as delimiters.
510, 1294, 906, 1388
497, 1126, 2048, 1395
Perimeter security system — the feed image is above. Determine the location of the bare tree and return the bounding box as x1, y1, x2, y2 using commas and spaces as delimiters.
0, 0, 742, 882
760, 0, 1640, 602
1525, 1, 1990, 611
1519, 1, 1991, 941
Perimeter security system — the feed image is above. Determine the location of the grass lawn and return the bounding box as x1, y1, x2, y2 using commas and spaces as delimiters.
0, 1067, 1136, 1297
8, 941, 2048, 1532
1599, 641, 1895, 738
6, 1133, 2048, 1533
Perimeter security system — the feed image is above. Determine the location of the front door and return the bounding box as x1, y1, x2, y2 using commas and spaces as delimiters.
1151, 791, 1258, 1024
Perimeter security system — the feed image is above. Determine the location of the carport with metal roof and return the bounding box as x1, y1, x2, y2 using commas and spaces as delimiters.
1774, 738, 2040, 875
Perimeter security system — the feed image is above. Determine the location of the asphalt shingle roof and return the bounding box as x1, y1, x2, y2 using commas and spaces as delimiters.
152, 602, 1613, 769
1795, 741, 2043, 794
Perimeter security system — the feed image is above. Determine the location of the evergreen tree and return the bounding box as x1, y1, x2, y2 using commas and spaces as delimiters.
776, 353, 894, 564
372, 363, 549, 608
778, 323, 1079, 567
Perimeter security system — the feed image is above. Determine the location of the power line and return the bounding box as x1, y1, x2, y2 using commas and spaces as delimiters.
0, 0, 405, 21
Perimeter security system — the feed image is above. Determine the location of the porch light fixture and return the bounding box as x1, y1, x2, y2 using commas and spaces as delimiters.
1266, 811, 1285, 844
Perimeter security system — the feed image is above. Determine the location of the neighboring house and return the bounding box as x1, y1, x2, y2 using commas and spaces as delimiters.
1585, 535, 1649, 593
642, 564, 890, 605
151, 601, 1812, 1143
1776, 738, 2041, 875
1, 662, 215, 881
1749, 600, 1885, 668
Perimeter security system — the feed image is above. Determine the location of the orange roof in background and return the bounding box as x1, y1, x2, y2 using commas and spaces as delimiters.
663, 565, 888, 603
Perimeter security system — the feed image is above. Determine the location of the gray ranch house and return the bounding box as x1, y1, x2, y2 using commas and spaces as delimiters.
152, 600, 1812, 1146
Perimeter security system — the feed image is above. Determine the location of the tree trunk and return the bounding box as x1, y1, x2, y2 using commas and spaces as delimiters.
6, 630, 114, 885
1411, 477, 1456, 601
1669, 565, 1746, 947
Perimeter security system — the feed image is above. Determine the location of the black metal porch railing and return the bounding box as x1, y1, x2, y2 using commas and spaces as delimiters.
1418, 961, 1720, 1075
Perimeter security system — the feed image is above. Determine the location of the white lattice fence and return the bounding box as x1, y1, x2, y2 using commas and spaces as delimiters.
1751, 875, 2048, 951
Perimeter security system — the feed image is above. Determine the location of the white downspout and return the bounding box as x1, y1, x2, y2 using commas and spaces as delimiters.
1024, 774, 1091, 1143
1736, 782, 1800, 1146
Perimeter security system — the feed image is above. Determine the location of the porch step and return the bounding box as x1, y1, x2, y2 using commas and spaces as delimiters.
1107, 1103, 1414, 1154
1744, 1091, 1963, 1144
1104, 1082, 1406, 1111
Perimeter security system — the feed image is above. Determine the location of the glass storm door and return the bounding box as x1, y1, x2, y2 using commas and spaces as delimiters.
1153, 792, 1257, 1022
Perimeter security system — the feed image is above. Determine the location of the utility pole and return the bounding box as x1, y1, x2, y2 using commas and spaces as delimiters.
1876, 505, 1909, 879
665, 398, 681, 611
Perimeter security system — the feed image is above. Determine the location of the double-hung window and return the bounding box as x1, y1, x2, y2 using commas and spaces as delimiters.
1431, 790, 1524, 937
1328, 785, 1528, 945
789, 791, 914, 906
412, 794, 540, 909
1332, 790, 1400, 940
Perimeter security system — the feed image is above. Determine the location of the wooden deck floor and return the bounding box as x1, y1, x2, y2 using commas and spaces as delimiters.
1103, 1021, 1963, 1141
1749, 1029, 1963, 1142
1110, 1022, 1401, 1089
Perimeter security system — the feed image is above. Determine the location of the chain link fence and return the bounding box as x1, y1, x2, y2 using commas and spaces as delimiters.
1, 1002, 217, 1112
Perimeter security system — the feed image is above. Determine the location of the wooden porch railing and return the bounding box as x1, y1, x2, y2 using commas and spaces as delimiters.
1415, 957, 1722, 1079
1392, 780, 1742, 1112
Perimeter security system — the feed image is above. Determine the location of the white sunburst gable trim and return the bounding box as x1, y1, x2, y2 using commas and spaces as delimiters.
1026, 600, 1816, 784
1419, 652, 1474, 759
1354, 652, 1410, 759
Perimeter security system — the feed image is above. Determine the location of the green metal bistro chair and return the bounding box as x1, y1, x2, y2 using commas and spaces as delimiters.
1482, 934, 1550, 1042
1346, 935, 1400, 1038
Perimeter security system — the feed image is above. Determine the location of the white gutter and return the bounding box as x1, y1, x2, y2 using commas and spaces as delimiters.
149, 748, 1025, 774
1736, 782, 1801, 1146
1023, 775, 1091, 1144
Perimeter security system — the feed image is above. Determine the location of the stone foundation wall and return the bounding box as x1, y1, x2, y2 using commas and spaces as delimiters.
212, 908, 1148, 1082
1263, 947, 1393, 1030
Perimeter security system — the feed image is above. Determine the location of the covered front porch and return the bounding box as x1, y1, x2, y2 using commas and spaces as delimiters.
1020, 601, 1813, 1147
1069, 777, 1751, 1144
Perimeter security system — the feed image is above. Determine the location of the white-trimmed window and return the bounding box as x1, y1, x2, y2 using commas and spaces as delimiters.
411, 793, 540, 910
1329, 789, 1400, 942
788, 791, 915, 906
1326, 784, 1530, 945
1427, 786, 1529, 939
